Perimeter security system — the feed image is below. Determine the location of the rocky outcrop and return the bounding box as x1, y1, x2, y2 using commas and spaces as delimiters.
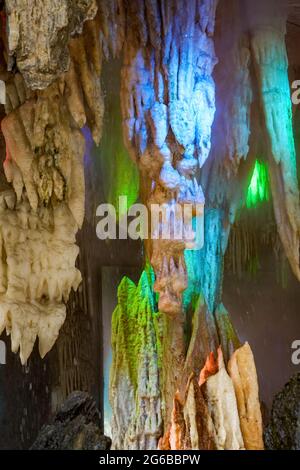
31, 391, 111, 450
265, 374, 300, 450
201, 348, 244, 450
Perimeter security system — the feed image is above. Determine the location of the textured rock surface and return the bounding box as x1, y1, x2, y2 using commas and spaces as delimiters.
158, 346, 262, 450
0, 13, 105, 363
249, 1, 300, 282
2, 18, 104, 224
202, 348, 245, 450
265, 374, 300, 450
228, 343, 264, 450
120, 0, 218, 315
6, 0, 98, 89
31, 391, 111, 450
110, 270, 162, 450
0, 191, 81, 364
1, 91, 86, 226
158, 376, 217, 450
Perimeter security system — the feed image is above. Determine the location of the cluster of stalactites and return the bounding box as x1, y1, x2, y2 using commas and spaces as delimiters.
120, 0, 218, 315
0, 5, 105, 361
159, 343, 264, 450
5, 0, 98, 89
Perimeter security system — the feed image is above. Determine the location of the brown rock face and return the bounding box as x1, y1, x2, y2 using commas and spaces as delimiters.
159, 344, 264, 451
228, 342, 264, 450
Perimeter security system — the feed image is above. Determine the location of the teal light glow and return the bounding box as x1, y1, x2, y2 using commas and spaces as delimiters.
246, 160, 270, 208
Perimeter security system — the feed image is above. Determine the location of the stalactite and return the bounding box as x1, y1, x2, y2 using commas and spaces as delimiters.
98, 0, 125, 58
201, 348, 245, 450
109, 271, 162, 450
120, 0, 218, 315
0, 0, 294, 452
5, 0, 98, 89
1, 87, 86, 226
249, 0, 300, 281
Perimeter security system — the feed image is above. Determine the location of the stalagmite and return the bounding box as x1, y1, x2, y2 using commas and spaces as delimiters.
183, 375, 217, 450
120, 0, 218, 314
228, 342, 264, 450
0, 0, 294, 453
158, 377, 217, 451
110, 271, 162, 450
159, 346, 261, 450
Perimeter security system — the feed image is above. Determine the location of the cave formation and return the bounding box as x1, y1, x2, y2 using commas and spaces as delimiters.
0, 0, 299, 451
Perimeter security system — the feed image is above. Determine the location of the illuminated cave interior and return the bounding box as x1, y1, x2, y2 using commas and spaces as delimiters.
0, 0, 300, 451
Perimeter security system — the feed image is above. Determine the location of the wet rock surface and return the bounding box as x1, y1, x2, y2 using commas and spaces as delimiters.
265, 373, 300, 450
31, 391, 111, 450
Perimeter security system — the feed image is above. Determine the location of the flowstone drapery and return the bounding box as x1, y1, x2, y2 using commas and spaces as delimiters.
120, 0, 218, 316
0, 9, 103, 362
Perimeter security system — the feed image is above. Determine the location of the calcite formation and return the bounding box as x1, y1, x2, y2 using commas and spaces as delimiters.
5, 0, 98, 89
1, 91, 86, 226
228, 343, 264, 450
265, 373, 300, 450
0, 191, 81, 364
0, 12, 105, 364
120, 0, 218, 315
159, 377, 217, 450
159, 345, 262, 450
110, 268, 263, 451
213, 0, 252, 175
249, 0, 300, 282
201, 348, 244, 450
4, 72, 33, 114
110, 271, 162, 450
31, 391, 111, 450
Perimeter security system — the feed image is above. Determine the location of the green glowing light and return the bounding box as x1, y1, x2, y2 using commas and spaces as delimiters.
246, 160, 269, 208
